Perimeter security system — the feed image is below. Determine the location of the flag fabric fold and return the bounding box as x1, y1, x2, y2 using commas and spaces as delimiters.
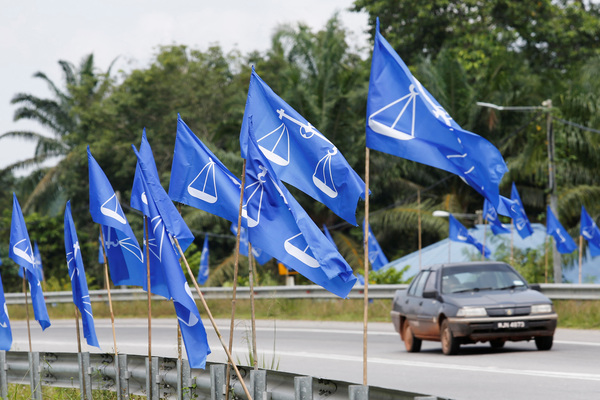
449, 214, 491, 258
509, 184, 534, 239
169, 115, 242, 224
230, 223, 272, 265
132, 129, 194, 252
0, 272, 12, 351
133, 145, 211, 369
64, 201, 100, 348
580, 206, 600, 257
240, 68, 365, 226
323, 224, 337, 249
546, 206, 577, 254
88, 147, 148, 290
483, 198, 510, 235
33, 241, 44, 282
197, 236, 209, 285
243, 122, 357, 298
364, 222, 389, 270
9, 193, 50, 330
366, 18, 507, 208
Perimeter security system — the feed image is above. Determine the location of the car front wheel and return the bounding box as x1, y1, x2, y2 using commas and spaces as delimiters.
441, 320, 460, 355
535, 335, 553, 351
403, 322, 422, 353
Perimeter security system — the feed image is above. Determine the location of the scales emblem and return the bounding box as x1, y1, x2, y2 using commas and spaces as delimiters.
103, 228, 144, 263
188, 158, 218, 203
101, 193, 127, 224
256, 108, 339, 199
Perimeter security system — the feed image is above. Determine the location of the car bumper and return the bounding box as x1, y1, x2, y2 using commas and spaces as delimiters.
446, 313, 558, 341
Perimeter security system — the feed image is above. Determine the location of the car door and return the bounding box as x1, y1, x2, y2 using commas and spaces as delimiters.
413, 270, 440, 339
404, 270, 430, 333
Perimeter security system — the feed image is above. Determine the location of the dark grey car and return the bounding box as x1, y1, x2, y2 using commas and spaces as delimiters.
391, 261, 558, 355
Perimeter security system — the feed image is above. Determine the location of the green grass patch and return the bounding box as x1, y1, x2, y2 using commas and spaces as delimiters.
6, 384, 145, 399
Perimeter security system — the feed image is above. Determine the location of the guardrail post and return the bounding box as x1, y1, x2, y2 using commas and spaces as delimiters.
210, 364, 226, 400
118, 353, 130, 399
178, 358, 192, 400
294, 376, 312, 400
250, 369, 267, 400
28, 351, 42, 400
78, 352, 92, 400
0, 351, 7, 399
146, 356, 160, 399
349, 385, 368, 400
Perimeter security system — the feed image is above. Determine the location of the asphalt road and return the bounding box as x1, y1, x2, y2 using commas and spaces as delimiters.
10, 318, 600, 400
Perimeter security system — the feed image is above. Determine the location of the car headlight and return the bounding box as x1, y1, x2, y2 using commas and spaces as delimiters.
457, 307, 487, 317
531, 304, 553, 314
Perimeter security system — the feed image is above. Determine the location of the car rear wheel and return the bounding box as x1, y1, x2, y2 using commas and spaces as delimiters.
535, 335, 553, 351
490, 339, 505, 349
441, 320, 460, 355
403, 322, 422, 353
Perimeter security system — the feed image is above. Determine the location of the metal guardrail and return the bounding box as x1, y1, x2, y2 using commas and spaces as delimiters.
5, 283, 600, 305
0, 351, 433, 400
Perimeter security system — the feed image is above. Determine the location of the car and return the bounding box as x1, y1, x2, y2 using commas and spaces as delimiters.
391, 261, 558, 355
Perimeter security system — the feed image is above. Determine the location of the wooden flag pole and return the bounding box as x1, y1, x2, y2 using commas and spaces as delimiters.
176, 204, 184, 364
417, 189, 422, 270
22, 276, 32, 353
226, 159, 247, 399
173, 237, 253, 400
482, 219, 487, 261
579, 235, 583, 284
99, 228, 119, 356
545, 237, 549, 284
144, 216, 152, 382
363, 147, 370, 386
248, 243, 258, 370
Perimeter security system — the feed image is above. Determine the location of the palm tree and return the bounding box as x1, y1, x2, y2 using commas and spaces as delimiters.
0, 54, 115, 213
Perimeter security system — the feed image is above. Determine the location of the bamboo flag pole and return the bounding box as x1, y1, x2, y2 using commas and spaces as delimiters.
22, 276, 32, 353
226, 159, 247, 399
482, 219, 487, 261
363, 147, 370, 386
173, 237, 253, 400
176, 205, 184, 364
417, 190, 422, 270
579, 235, 583, 284
99, 228, 119, 357
545, 237, 549, 284
248, 243, 258, 370
144, 216, 152, 382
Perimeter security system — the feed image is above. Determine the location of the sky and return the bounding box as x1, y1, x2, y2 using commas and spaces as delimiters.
0, 0, 369, 172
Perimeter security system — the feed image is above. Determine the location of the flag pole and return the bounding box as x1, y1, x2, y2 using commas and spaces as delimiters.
482, 219, 487, 261
510, 220, 515, 264
22, 275, 32, 353
144, 216, 152, 382
545, 236, 549, 283
226, 159, 247, 399
417, 189, 422, 270
74, 306, 87, 400
578, 235, 583, 284
173, 237, 253, 400
363, 147, 370, 386
248, 242, 258, 370
99, 228, 119, 357
176, 205, 184, 365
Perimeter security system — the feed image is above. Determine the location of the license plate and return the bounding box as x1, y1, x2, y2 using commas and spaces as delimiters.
496, 321, 527, 329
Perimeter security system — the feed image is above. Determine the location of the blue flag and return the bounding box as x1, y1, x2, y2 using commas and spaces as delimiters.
364, 222, 389, 270
198, 236, 209, 285
169, 114, 242, 224
132, 130, 194, 253
323, 224, 337, 249
33, 241, 44, 282
581, 206, 600, 257
483, 198, 510, 235
230, 223, 272, 265
88, 147, 147, 289
366, 19, 507, 208
546, 206, 576, 254
510, 184, 534, 239
9, 194, 50, 330
0, 272, 12, 351
133, 146, 211, 369
240, 68, 366, 226
449, 214, 491, 258
64, 201, 100, 348
244, 122, 357, 298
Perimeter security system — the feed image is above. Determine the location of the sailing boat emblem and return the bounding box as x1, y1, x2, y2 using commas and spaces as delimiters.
368, 84, 418, 141
148, 216, 166, 262
242, 166, 268, 228
176, 283, 199, 327
101, 193, 126, 224
0, 303, 8, 328
284, 233, 319, 268
188, 158, 218, 203
257, 123, 290, 166
583, 225, 596, 240
313, 147, 338, 198
12, 238, 35, 265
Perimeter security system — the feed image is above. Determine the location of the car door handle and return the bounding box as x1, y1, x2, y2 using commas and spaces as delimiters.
419, 301, 423, 306
405, 299, 409, 304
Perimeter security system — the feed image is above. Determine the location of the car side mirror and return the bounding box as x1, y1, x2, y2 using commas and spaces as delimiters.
423, 290, 439, 299
529, 284, 542, 292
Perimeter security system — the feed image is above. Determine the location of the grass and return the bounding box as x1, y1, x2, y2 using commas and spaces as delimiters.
5, 385, 145, 399
8, 298, 600, 328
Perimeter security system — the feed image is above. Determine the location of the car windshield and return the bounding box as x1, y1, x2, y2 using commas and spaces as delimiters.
441, 264, 526, 294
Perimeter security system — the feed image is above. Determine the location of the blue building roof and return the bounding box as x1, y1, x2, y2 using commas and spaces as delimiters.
384, 223, 600, 283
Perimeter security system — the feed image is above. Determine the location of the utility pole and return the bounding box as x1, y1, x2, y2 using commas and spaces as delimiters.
543, 99, 561, 283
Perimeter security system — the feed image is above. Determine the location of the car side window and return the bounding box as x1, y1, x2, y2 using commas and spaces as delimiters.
413, 271, 430, 297
423, 270, 437, 293
407, 272, 422, 296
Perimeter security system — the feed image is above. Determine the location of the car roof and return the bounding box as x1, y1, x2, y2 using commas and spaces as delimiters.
422, 261, 511, 272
